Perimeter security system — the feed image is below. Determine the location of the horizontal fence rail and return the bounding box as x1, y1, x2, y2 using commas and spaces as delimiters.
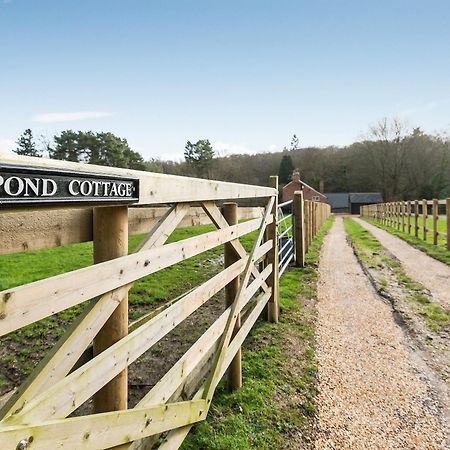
360, 198, 450, 250
0, 206, 263, 255
0, 155, 331, 449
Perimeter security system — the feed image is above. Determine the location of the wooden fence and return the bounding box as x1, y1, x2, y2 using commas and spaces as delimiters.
292, 192, 331, 267
0, 205, 263, 255
0, 155, 330, 449
360, 198, 450, 250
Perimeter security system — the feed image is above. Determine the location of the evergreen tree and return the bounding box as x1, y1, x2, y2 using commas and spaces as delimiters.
49, 130, 81, 162
278, 154, 294, 184
48, 130, 146, 170
184, 139, 215, 178
14, 129, 41, 157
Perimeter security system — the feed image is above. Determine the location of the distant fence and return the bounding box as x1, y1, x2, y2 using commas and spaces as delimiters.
0, 154, 330, 450
360, 198, 450, 250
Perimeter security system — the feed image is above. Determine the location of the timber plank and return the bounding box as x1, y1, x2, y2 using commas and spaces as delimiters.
0, 400, 207, 450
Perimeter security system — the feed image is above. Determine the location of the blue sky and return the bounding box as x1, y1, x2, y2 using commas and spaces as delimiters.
1, 0, 449, 160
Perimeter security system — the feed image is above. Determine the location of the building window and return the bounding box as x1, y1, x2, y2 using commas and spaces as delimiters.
312, 195, 320, 201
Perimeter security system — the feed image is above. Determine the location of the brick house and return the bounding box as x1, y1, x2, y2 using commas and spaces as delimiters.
281, 170, 328, 204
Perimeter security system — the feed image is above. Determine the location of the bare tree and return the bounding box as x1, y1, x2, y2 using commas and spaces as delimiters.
361, 118, 409, 200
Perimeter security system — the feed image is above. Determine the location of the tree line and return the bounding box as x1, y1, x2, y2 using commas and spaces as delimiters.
157, 121, 450, 201
11, 119, 450, 201
14, 129, 147, 170
13, 129, 214, 176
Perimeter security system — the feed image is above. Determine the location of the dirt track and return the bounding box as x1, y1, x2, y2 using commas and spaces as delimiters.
315, 217, 448, 449
354, 217, 450, 309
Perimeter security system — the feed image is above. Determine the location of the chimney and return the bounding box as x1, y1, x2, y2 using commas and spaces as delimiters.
292, 169, 301, 183
319, 179, 324, 193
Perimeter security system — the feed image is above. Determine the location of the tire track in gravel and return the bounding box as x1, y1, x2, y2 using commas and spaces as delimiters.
354, 217, 450, 310
315, 216, 448, 450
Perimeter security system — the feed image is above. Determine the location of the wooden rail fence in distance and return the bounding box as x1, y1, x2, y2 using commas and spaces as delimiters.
360, 198, 450, 250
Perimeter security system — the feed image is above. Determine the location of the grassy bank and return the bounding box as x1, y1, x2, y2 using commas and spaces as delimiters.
181, 217, 334, 450
363, 217, 450, 265
344, 218, 450, 332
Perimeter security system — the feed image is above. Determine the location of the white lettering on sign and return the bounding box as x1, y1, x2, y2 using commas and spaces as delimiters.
42, 179, 57, 196
65, 180, 135, 197
0, 176, 57, 197
68, 180, 79, 196
0, 172, 137, 204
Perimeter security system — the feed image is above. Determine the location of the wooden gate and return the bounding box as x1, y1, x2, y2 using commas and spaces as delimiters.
0, 155, 278, 449
277, 199, 294, 277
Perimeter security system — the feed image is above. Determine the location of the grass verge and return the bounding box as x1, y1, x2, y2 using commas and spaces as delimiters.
181, 217, 334, 450
363, 217, 450, 265
344, 218, 450, 332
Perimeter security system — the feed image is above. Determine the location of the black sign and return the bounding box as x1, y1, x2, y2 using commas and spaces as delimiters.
0, 165, 139, 207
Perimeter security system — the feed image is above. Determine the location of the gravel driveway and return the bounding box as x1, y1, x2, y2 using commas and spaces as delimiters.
354, 217, 450, 309
315, 217, 448, 449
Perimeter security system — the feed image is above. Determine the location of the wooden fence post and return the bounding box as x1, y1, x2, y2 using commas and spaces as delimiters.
293, 191, 305, 267
312, 202, 317, 237
304, 200, 310, 253
93, 205, 129, 413
223, 202, 242, 391
407, 201, 411, 234
267, 176, 279, 323
401, 202, 405, 232
395, 202, 398, 228
414, 200, 419, 237
432, 199, 438, 245
447, 198, 450, 251
422, 199, 427, 241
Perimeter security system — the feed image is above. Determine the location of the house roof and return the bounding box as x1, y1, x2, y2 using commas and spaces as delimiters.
349, 193, 383, 204
283, 179, 327, 199
324, 193, 349, 208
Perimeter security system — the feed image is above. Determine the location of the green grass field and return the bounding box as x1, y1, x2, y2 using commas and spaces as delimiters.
392, 215, 447, 246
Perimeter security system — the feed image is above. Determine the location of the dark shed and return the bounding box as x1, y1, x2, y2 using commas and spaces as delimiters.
349, 193, 383, 214
325, 193, 349, 213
